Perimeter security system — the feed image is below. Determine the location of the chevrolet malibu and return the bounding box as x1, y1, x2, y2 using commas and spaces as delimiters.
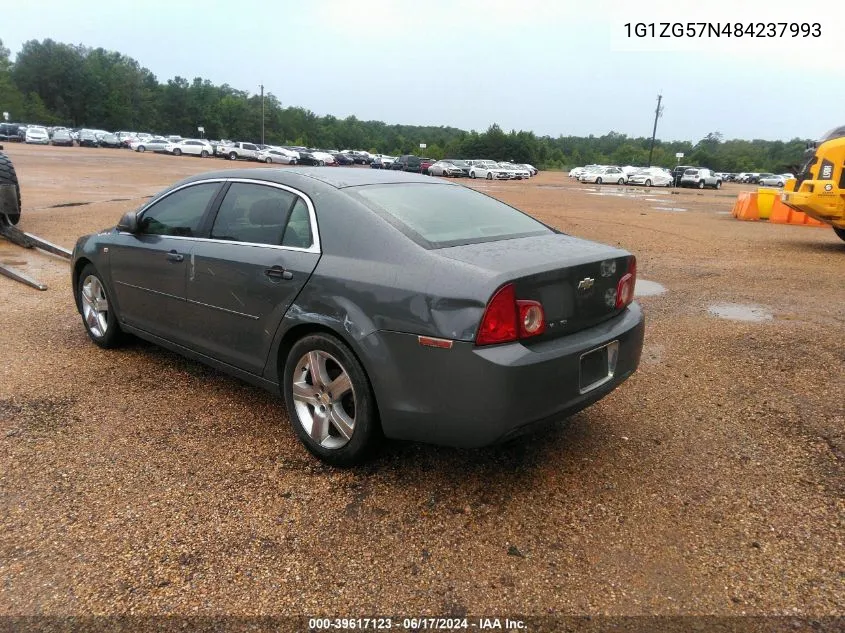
71, 169, 644, 465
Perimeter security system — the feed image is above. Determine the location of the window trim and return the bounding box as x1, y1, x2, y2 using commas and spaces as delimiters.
126, 177, 321, 254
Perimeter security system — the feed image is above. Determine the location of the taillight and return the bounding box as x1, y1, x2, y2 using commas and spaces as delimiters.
476, 284, 546, 346
517, 300, 546, 337
615, 256, 637, 309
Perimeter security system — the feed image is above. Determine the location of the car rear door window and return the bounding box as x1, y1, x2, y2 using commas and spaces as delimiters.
138, 182, 220, 237
281, 198, 313, 249
210, 183, 298, 246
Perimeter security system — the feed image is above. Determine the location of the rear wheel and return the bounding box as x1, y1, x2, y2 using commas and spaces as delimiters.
0, 153, 21, 225
596, 177, 603, 185
200, 150, 209, 158
318, 160, 325, 166
265, 157, 273, 164
229, 152, 238, 160
617, 178, 625, 185
715, 180, 722, 189
77, 264, 123, 349
470, 172, 476, 179
698, 181, 705, 189
486, 172, 493, 180
833, 227, 845, 242
283, 333, 379, 466
645, 179, 652, 187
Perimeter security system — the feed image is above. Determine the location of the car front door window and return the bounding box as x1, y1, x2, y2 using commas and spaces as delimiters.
138, 183, 220, 237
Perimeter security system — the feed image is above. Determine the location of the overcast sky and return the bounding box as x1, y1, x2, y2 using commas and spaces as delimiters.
4, 0, 844, 141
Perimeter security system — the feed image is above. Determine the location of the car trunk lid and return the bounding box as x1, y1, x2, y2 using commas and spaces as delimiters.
438, 234, 634, 340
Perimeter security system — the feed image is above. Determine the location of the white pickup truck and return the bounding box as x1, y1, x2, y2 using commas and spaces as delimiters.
217, 141, 260, 161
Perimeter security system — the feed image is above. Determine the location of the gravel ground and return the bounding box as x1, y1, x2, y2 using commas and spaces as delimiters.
0, 145, 842, 624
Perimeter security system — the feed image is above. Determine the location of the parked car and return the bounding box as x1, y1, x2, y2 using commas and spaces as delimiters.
520, 164, 538, 176
296, 151, 323, 166
370, 155, 395, 169
166, 139, 214, 157
99, 133, 123, 149
680, 168, 722, 189
259, 149, 298, 164
78, 130, 100, 148
307, 150, 335, 166
51, 129, 74, 146
24, 126, 50, 145
580, 166, 627, 185
627, 167, 673, 187
469, 163, 511, 180
70, 168, 644, 465
499, 163, 531, 180
428, 161, 465, 177
131, 137, 170, 153
672, 165, 695, 186
331, 152, 355, 166
222, 142, 261, 161
758, 173, 787, 187
438, 159, 470, 176
0, 123, 23, 142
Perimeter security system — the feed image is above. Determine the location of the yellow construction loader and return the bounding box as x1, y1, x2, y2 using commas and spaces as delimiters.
782, 126, 845, 241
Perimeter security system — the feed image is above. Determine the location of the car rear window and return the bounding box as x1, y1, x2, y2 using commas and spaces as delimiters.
684, 169, 698, 175
350, 183, 551, 248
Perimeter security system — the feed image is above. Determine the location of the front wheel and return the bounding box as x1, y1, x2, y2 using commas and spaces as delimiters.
200, 150, 209, 158
596, 177, 602, 185
645, 179, 652, 187
265, 157, 273, 164
173, 148, 182, 156
77, 264, 123, 349
318, 160, 325, 166
470, 172, 476, 179
229, 152, 238, 160
617, 178, 625, 185
137, 146, 146, 153
698, 181, 705, 189
486, 172, 493, 180
283, 333, 380, 466
833, 227, 845, 242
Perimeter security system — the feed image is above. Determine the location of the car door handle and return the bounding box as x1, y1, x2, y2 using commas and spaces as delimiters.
265, 266, 293, 280
166, 250, 184, 263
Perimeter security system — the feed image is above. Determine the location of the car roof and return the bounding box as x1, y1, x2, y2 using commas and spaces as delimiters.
179, 167, 456, 191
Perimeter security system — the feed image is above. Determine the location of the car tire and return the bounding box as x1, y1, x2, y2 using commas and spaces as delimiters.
715, 181, 722, 189
283, 333, 380, 466
698, 181, 705, 189
229, 152, 238, 160
263, 157, 272, 164
645, 179, 652, 187
617, 178, 625, 185
318, 160, 325, 166
137, 146, 145, 152
596, 177, 603, 185
470, 172, 476, 179
173, 148, 182, 156
486, 173, 493, 180
832, 227, 845, 242
0, 152, 22, 225
291, 159, 297, 165
201, 150, 208, 158
76, 263, 123, 349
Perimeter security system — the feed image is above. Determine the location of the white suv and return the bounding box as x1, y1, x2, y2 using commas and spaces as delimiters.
680, 168, 722, 189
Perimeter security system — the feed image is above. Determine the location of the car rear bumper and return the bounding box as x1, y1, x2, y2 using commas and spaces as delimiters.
360, 303, 645, 448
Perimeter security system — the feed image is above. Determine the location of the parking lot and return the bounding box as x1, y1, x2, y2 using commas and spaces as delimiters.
0, 144, 842, 617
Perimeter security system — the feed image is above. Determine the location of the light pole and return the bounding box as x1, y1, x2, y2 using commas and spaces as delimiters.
260, 84, 265, 145
647, 94, 663, 167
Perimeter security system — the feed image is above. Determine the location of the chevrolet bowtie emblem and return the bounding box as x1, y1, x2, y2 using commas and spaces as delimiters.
578, 277, 595, 291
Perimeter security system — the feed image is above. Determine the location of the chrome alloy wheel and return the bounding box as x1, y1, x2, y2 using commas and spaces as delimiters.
291, 350, 356, 449
81, 275, 109, 338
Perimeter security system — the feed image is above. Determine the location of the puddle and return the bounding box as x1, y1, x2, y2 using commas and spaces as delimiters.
707, 303, 773, 322
635, 280, 667, 297
651, 206, 687, 212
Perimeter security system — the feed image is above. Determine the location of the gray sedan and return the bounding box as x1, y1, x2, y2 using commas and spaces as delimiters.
71, 169, 644, 465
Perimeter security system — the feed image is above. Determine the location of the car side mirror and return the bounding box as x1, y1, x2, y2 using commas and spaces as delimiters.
117, 210, 139, 233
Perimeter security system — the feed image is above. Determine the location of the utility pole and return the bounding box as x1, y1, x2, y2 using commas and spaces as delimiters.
259, 84, 265, 146
647, 94, 663, 167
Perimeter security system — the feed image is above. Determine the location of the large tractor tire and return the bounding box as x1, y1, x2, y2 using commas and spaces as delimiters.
0, 152, 21, 225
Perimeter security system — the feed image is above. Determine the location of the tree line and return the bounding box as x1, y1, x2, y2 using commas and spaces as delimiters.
0, 38, 810, 172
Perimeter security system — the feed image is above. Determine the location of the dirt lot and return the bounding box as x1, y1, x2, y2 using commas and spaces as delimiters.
0, 145, 842, 621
